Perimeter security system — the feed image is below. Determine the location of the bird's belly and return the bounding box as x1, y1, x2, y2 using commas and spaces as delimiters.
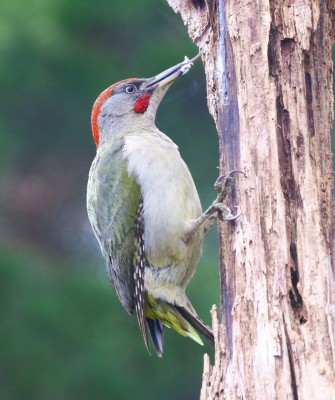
142, 174, 202, 270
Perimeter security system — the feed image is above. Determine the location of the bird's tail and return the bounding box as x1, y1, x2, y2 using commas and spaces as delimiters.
144, 293, 214, 357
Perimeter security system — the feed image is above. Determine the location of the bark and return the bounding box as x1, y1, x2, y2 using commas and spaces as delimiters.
166, 0, 335, 399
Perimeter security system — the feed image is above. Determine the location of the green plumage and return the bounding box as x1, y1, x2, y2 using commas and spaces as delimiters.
87, 137, 141, 313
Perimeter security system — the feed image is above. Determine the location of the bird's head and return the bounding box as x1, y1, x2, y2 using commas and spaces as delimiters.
91, 56, 197, 147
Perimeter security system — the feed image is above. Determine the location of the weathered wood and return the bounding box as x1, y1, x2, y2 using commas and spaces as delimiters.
167, 0, 335, 398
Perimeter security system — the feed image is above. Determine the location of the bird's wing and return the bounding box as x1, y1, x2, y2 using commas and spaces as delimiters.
132, 197, 150, 352
87, 139, 141, 315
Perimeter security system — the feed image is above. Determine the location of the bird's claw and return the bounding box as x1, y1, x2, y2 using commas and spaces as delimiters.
214, 203, 241, 221
225, 210, 242, 221
214, 169, 245, 194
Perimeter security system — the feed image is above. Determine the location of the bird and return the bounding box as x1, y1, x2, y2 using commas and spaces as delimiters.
87, 55, 239, 356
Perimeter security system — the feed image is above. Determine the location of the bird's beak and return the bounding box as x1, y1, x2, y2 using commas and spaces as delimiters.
145, 53, 201, 89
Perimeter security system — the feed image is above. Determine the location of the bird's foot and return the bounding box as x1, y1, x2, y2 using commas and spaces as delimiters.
184, 170, 244, 239
211, 170, 244, 222
214, 170, 245, 199
212, 202, 241, 222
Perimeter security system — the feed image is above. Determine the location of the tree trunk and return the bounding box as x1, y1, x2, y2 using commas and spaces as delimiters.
166, 0, 335, 399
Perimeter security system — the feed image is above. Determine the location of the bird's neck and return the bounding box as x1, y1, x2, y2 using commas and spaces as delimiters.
99, 114, 157, 147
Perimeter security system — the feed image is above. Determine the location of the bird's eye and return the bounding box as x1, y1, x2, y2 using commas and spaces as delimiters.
125, 85, 136, 94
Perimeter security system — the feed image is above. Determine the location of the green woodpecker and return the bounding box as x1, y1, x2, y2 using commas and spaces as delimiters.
87, 55, 238, 356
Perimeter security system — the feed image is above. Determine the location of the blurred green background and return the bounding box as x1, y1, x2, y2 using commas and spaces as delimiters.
0, 1, 334, 400
0, 1, 220, 399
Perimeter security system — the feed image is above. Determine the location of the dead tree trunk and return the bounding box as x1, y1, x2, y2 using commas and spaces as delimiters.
167, 1, 335, 398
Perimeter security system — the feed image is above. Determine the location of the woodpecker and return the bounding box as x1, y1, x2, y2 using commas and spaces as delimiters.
87, 55, 239, 356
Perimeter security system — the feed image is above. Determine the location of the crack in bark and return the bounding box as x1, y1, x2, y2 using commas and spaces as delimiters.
191, 0, 206, 10
220, 254, 233, 356
268, 8, 309, 329
216, 0, 240, 358
288, 268, 303, 310
288, 244, 308, 324
284, 316, 299, 400
304, 68, 315, 137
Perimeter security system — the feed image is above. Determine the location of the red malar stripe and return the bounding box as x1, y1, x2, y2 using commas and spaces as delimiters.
133, 93, 152, 114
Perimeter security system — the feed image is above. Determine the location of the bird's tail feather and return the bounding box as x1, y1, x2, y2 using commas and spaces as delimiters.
145, 294, 213, 356
146, 318, 164, 357
175, 305, 214, 345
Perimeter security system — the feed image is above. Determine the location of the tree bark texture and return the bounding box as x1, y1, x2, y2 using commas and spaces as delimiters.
167, 1, 335, 399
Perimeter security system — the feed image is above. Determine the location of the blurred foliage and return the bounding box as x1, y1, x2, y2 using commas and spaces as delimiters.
0, 1, 333, 399
0, 0, 219, 399
0, 247, 218, 400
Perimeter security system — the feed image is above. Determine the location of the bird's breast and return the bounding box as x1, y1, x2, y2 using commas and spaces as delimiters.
123, 131, 203, 269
